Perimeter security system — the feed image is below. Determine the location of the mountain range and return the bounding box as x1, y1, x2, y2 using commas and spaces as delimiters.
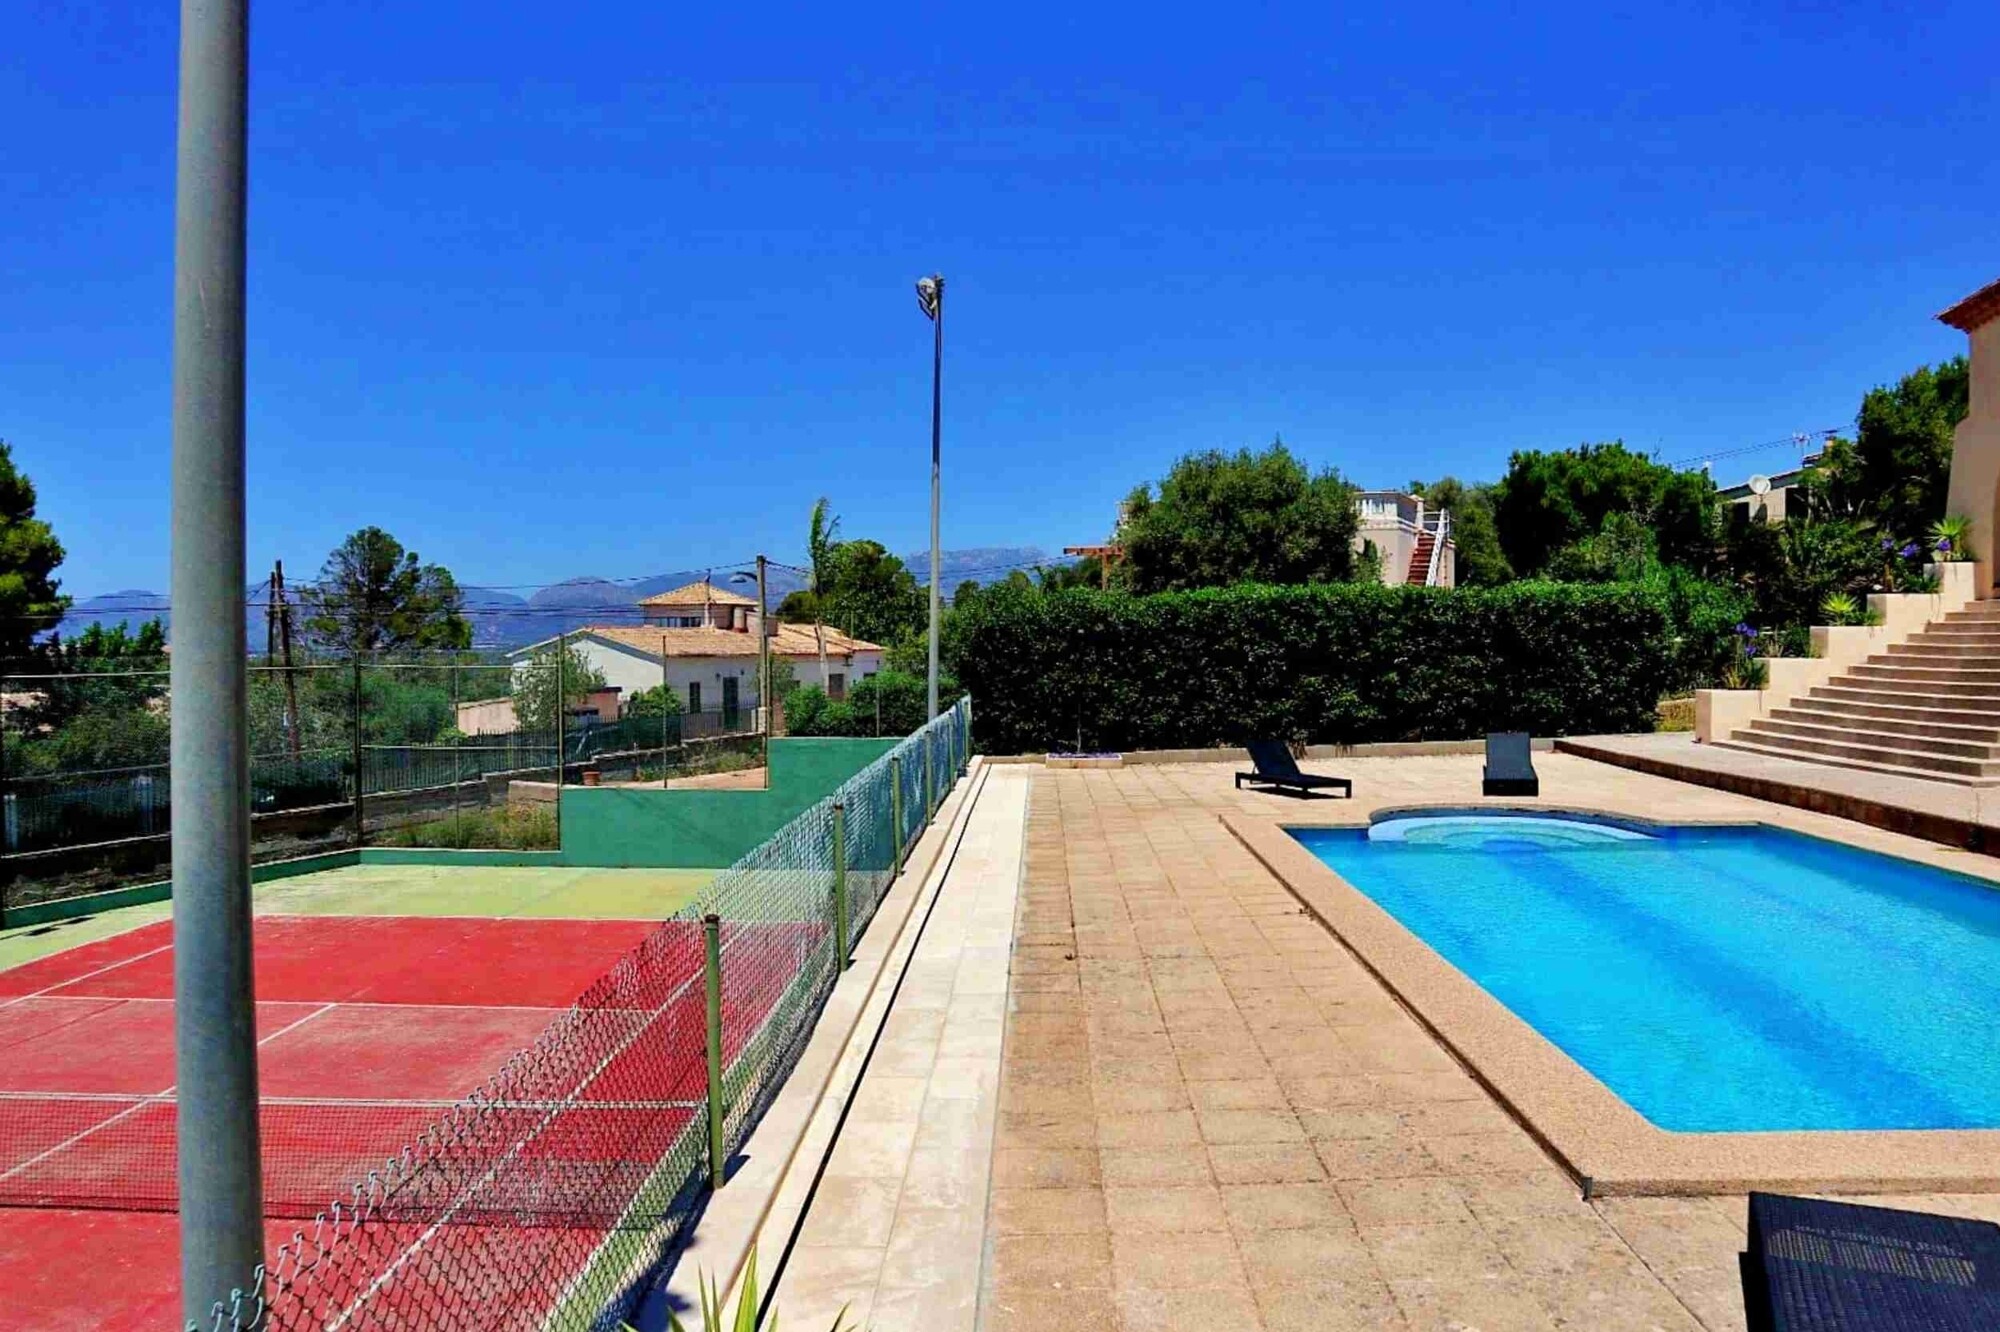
54, 546, 1053, 650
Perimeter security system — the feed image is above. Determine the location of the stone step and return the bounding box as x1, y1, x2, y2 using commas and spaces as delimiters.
1799, 689, 2000, 727
1915, 623, 2000, 640
1768, 702, 2000, 744
1741, 716, 2000, 761
1849, 661, 2000, 684
1726, 724, 2000, 778
1885, 640, 2000, 660
1709, 736, 2000, 787
1822, 674, 2000, 700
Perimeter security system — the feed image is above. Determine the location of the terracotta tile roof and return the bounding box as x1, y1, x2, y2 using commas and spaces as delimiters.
636, 578, 756, 608
1939, 277, 2000, 333
573, 623, 883, 659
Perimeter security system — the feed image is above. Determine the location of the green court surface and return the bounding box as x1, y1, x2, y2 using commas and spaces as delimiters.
0, 864, 715, 973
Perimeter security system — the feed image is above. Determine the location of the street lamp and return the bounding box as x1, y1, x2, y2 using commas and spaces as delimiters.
915, 275, 944, 720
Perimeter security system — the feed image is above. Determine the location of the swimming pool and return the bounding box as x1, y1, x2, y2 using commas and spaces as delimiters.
1292, 813, 2000, 1133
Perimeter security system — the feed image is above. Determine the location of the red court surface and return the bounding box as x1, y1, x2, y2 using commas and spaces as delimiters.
0, 912, 797, 1331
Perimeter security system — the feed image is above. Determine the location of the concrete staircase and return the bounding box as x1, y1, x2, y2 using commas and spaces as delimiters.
1716, 600, 2000, 784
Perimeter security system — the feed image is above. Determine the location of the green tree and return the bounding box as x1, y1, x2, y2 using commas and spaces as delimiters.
510, 641, 606, 733
300, 527, 472, 654
1545, 512, 1660, 583
0, 440, 70, 663
1851, 357, 1969, 540
1492, 443, 1720, 577
1413, 477, 1513, 586
626, 683, 685, 720
1121, 441, 1361, 592
822, 540, 925, 645
34, 619, 168, 729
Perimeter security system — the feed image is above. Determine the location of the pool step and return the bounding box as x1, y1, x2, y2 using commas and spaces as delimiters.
1709, 736, 2000, 786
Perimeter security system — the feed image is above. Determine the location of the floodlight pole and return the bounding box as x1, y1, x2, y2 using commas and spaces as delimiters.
924, 276, 944, 720
757, 554, 770, 735
170, 0, 265, 1323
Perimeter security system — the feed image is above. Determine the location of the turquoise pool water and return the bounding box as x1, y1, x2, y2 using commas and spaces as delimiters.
1292, 813, 2000, 1132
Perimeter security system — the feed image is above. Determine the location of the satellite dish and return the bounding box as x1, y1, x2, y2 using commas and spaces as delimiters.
1748, 474, 1772, 496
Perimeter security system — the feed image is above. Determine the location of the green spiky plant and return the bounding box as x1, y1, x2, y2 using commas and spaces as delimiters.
1930, 514, 1975, 563
629, 1249, 857, 1332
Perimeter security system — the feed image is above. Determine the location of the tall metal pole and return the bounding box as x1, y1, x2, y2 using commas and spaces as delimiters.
170, 0, 263, 1320
926, 277, 944, 720
756, 554, 770, 741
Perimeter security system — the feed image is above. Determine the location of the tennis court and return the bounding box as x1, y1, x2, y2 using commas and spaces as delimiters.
0, 866, 803, 1330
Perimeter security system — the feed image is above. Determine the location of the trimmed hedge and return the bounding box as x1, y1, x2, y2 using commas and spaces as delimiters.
944, 581, 1675, 754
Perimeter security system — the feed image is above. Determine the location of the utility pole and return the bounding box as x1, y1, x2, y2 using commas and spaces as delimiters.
170, 0, 263, 1322
915, 274, 944, 719
272, 560, 301, 759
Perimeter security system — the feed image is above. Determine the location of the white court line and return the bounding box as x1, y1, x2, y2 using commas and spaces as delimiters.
0, 939, 176, 1013
0, 1000, 337, 1186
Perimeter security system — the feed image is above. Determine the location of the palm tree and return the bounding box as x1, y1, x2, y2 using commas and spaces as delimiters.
806, 497, 840, 688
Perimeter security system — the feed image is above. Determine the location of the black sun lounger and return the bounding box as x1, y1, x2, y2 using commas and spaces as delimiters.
1235, 740, 1352, 798
1482, 732, 1539, 797
1744, 1191, 2000, 1332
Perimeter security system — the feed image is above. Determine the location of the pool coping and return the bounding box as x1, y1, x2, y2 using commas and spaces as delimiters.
1223, 807, 2000, 1198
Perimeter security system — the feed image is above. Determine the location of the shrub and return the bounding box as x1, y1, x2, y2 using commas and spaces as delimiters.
382, 804, 557, 850
785, 669, 964, 737
945, 580, 1675, 754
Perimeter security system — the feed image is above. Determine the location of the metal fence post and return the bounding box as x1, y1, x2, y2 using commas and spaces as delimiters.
832, 800, 850, 967
702, 912, 726, 1186
925, 732, 936, 824
351, 659, 365, 847
890, 754, 905, 877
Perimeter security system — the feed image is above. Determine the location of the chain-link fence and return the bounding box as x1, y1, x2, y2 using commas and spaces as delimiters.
0, 639, 776, 918
181, 697, 971, 1332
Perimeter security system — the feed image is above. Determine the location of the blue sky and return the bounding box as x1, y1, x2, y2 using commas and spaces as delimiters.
6, 1, 1995, 599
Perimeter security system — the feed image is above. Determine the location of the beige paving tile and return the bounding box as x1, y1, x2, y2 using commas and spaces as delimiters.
1363, 1220, 1511, 1283
992, 1186, 1108, 1235
822, 1119, 919, 1180
983, 1286, 1120, 1332
1201, 1132, 1329, 1180
1101, 1146, 1217, 1187
1389, 1275, 1562, 1331
1111, 1230, 1249, 1290
1105, 1184, 1230, 1233
1254, 1279, 1407, 1332
1117, 1285, 1266, 1332
992, 1146, 1100, 1189
1221, 1181, 1352, 1232
797, 1175, 901, 1248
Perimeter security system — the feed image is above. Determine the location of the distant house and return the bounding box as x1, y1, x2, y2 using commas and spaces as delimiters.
454, 686, 622, 737
1718, 462, 1816, 524
1353, 491, 1457, 587
637, 578, 758, 631
506, 579, 885, 723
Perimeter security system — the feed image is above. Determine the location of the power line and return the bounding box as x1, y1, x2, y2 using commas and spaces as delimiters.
1665, 429, 1839, 473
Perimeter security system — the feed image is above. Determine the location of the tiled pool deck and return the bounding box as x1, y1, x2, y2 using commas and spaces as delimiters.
984, 754, 2000, 1332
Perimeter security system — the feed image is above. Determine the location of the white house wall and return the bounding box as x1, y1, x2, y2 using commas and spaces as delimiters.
523, 636, 885, 713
